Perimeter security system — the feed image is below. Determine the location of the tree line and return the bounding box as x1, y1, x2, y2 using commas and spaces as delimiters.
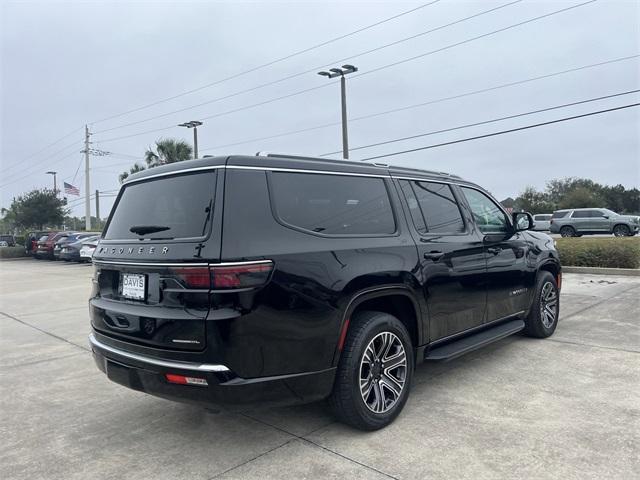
510, 178, 639, 215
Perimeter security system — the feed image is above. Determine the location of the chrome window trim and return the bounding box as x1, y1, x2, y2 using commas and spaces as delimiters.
123, 165, 224, 184
89, 334, 230, 372
229, 165, 389, 178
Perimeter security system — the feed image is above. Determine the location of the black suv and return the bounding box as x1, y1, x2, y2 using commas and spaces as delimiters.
89, 154, 561, 430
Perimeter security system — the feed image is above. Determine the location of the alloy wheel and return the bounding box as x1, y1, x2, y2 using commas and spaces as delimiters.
359, 332, 407, 414
560, 227, 574, 238
539, 281, 558, 329
613, 225, 629, 237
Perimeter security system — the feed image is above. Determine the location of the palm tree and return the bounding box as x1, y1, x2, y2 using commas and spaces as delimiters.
144, 138, 193, 167
118, 163, 146, 184
118, 138, 193, 183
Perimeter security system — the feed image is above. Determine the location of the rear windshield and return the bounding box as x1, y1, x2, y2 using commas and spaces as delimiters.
104, 171, 217, 240
552, 211, 570, 219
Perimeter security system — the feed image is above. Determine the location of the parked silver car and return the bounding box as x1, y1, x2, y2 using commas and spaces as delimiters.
532, 214, 552, 231
549, 208, 640, 237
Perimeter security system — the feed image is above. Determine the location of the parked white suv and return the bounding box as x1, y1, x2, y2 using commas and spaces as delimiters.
550, 208, 640, 237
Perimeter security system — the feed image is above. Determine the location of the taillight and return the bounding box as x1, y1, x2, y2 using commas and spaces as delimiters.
169, 261, 273, 290
171, 267, 211, 289
211, 262, 273, 288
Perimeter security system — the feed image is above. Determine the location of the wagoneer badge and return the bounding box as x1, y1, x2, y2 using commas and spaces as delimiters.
98, 246, 169, 255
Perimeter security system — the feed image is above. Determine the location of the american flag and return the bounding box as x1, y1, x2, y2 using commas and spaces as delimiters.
64, 182, 80, 196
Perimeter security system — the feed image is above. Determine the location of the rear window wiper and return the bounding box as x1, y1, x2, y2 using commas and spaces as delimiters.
129, 225, 171, 235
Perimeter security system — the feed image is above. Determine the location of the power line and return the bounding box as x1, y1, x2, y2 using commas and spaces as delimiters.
320, 89, 640, 156
351, 0, 598, 81
198, 54, 639, 152
0, 145, 83, 188
357, 102, 640, 161
94, 0, 598, 145
90, 1, 440, 125
0, 126, 82, 175
93, 1, 521, 135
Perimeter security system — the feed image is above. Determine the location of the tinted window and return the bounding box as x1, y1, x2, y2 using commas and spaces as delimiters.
104, 171, 217, 240
400, 180, 464, 234
270, 172, 395, 235
552, 211, 570, 219
589, 210, 606, 218
571, 210, 590, 218
461, 187, 510, 233
534, 214, 551, 221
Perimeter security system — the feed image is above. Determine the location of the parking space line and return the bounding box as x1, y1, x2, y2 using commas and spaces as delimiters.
0, 310, 89, 352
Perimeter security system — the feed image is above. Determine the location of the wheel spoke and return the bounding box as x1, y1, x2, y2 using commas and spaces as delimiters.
372, 381, 385, 412
360, 377, 374, 400
383, 349, 407, 371
380, 372, 403, 398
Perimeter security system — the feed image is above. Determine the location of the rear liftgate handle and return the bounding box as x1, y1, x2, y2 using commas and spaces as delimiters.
423, 251, 445, 261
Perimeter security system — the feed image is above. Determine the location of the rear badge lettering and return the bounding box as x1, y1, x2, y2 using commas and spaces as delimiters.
97, 246, 170, 255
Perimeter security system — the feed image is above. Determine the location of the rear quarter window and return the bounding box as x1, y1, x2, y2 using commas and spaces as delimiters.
269, 172, 396, 236
104, 171, 217, 241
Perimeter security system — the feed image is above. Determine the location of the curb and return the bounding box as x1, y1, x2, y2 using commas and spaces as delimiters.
562, 266, 640, 276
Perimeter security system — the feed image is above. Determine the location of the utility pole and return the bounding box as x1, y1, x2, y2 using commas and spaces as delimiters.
95, 190, 100, 231
46, 171, 57, 194
84, 125, 91, 230
178, 120, 203, 159
318, 64, 358, 159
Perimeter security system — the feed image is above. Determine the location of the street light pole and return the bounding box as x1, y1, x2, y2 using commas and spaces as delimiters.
318, 64, 358, 159
46, 171, 57, 195
178, 120, 203, 159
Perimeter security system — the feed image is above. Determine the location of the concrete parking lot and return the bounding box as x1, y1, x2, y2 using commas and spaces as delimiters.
1, 260, 638, 480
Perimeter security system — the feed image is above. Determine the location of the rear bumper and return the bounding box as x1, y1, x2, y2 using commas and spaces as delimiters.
89, 334, 335, 408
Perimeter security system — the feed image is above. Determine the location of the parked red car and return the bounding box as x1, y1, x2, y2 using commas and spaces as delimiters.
35, 231, 63, 259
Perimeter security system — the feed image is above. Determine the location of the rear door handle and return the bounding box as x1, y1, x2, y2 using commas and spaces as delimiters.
486, 246, 502, 255
423, 251, 445, 261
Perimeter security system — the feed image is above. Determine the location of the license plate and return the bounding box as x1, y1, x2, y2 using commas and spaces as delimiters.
121, 273, 146, 300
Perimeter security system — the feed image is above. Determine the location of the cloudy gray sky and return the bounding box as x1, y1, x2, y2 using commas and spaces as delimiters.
2, 0, 639, 218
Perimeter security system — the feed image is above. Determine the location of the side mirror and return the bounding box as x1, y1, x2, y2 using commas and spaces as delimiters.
512, 211, 534, 231
603, 215, 609, 219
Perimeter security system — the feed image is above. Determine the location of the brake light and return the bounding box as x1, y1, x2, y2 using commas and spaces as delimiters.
211, 262, 273, 288
169, 261, 274, 290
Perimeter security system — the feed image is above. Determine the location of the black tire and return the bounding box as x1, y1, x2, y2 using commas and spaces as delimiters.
559, 226, 576, 238
329, 311, 414, 431
524, 271, 559, 338
613, 224, 630, 237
